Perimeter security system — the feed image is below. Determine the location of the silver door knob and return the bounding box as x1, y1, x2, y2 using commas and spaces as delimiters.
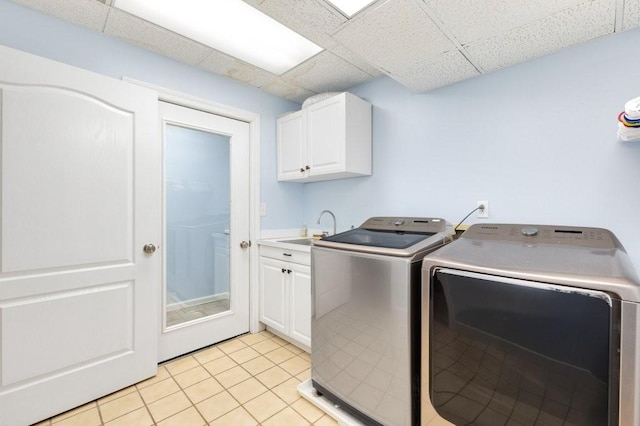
240, 240, 251, 249
143, 243, 157, 254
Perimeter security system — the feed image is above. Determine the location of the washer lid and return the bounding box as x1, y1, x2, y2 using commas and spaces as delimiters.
313, 217, 452, 257
321, 228, 434, 249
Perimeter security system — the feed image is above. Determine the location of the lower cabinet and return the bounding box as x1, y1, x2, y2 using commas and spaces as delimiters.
259, 250, 311, 350
288, 263, 311, 347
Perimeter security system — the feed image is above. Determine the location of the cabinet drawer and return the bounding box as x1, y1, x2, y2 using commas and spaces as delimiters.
260, 245, 310, 265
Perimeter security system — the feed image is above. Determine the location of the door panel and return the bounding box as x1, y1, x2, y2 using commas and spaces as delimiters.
0, 45, 160, 425
307, 96, 344, 174
290, 264, 311, 347
259, 258, 288, 334
1, 282, 133, 386
277, 111, 305, 180
165, 125, 231, 328
1, 86, 134, 272
159, 101, 250, 362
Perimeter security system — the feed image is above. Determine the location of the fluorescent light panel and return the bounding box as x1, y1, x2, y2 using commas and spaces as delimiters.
325, 0, 377, 17
113, 0, 323, 75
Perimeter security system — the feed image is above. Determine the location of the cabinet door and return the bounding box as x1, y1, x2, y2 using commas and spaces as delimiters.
306, 94, 345, 176
289, 264, 311, 348
259, 257, 288, 334
277, 110, 306, 181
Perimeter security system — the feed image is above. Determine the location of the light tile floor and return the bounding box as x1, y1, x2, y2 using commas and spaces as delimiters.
35, 331, 337, 426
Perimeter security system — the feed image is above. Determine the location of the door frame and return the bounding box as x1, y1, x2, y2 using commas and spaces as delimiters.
124, 78, 263, 335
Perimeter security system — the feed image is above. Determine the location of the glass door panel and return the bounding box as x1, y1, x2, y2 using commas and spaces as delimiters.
165, 124, 231, 328
159, 100, 250, 362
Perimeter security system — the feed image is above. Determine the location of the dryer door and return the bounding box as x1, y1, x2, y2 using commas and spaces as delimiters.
427, 268, 620, 426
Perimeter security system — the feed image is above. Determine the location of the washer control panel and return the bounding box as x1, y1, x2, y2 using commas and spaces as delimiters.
362, 217, 447, 233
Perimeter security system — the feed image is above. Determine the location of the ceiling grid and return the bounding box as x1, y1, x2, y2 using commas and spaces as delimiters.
7, 0, 640, 102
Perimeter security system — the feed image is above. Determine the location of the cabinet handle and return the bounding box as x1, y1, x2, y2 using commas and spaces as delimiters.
281, 268, 286, 273
305, 165, 310, 170
287, 269, 292, 274
283, 253, 292, 257
300, 167, 305, 173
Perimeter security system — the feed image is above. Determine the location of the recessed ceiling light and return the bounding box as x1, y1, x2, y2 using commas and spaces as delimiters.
113, 0, 323, 75
326, 0, 377, 17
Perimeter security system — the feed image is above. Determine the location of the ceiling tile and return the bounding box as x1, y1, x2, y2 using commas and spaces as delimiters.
623, 0, 640, 30
464, 0, 614, 73
242, 0, 265, 7
333, 0, 455, 75
261, 79, 317, 103
250, 0, 346, 48
464, 19, 567, 73
391, 49, 479, 92
554, 0, 615, 45
9, 0, 632, 97
330, 45, 384, 77
421, 0, 583, 45
198, 50, 278, 88
103, 8, 211, 66
281, 50, 373, 93
10, 0, 109, 32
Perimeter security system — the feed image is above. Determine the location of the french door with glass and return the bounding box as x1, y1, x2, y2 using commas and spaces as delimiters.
158, 101, 250, 362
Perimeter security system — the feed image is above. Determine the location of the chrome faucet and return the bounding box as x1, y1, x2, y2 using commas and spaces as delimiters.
316, 210, 336, 236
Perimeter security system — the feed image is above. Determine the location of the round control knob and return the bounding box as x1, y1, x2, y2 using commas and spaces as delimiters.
521, 226, 539, 237
394, 219, 405, 226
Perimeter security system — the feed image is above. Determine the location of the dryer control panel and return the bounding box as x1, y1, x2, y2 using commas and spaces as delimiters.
462, 223, 617, 249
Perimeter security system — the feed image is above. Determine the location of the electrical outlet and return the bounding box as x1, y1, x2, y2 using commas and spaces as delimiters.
477, 200, 489, 218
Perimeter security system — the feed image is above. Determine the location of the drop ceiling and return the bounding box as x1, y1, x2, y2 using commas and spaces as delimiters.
9, 0, 640, 103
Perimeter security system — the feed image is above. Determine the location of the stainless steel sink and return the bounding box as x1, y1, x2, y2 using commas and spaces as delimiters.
280, 238, 313, 246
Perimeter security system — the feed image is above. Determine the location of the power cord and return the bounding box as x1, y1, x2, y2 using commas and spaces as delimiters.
454, 204, 485, 233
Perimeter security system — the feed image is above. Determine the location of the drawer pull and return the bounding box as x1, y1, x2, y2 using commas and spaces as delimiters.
283, 253, 292, 257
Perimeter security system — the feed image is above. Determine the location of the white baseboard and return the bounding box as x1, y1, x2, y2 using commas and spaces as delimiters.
167, 292, 230, 312
297, 379, 363, 426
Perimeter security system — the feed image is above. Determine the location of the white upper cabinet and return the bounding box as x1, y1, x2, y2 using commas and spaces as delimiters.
277, 92, 372, 182
277, 110, 306, 180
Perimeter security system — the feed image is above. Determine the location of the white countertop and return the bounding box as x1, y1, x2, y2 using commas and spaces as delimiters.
257, 236, 315, 253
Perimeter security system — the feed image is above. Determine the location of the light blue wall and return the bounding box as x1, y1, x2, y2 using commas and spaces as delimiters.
302, 28, 640, 269
0, 0, 303, 230
2, 0, 639, 269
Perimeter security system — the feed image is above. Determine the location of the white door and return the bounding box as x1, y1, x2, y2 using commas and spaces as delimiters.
159, 101, 250, 362
0, 46, 160, 425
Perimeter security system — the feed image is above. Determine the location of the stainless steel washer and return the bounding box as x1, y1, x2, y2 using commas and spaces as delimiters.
311, 217, 453, 426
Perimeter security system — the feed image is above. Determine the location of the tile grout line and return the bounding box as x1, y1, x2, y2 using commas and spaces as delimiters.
166, 343, 244, 425
160, 331, 296, 425
162, 356, 220, 425
45, 331, 326, 426
221, 334, 305, 425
